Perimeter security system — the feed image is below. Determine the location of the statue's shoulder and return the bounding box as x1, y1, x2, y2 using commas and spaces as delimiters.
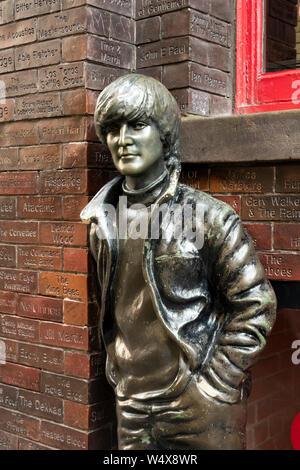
177, 183, 236, 215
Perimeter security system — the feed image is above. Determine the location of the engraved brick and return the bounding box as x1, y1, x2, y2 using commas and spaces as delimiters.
0, 1, 14, 26
39, 116, 87, 144
163, 61, 229, 96
0, 338, 18, 362
84, 62, 126, 92
17, 295, 63, 322
19, 145, 61, 170
62, 35, 134, 69
0, 100, 14, 122
0, 121, 39, 147
211, 167, 274, 193
63, 196, 90, 220
0, 268, 38, 294
41, 371, 90, 403
63, 299, 90, 326
15, 39, 60, 71
0, 430, 18, 450
64, 401, 110, 430
0, 148, 18, 171
39, 221, 87, 246
0, 171, 37, 195
39, 272, 88, 302
64, 248, 88, 273
180, 165, 208, 191
0, 315, 40, 343
171, 88, 210, 115
62, 142, 113, 169
0, 48, 14, 73
17, 196, 62, 219
37, 7, 87, 41
0, 406, 39, 440
243, 223, 272, 250
17, 342, 63, 374
64, 351, 105, 379
110, 12, 135, 43
0, 245, 16, 268
162, 9, 230, 47
40, 322, 90, 351
274, 223, 300, 250
213, 195, 240, 214
17, 246, 62, 271
18, 439, 55, 450
241, 195, 300, 222
63, 0, 134, 17
40, 169, 87, 195
0, 291, 17, 315
137, 37, 197, 68
15, 92, 61, 120
258, 252, 300, 281
276, 165, 300, 193
210, 94, 232, 116
0, 363, 40, 391
0, 197, 16, 219
0, 221, 38, 244
0, 18, 36, 50
135, 0, 209, 19
15, 0, 60, 20
40, 420, 88, 450
136, 16, 161, 44
38, 62, 84, 92
0, 70, 37, 98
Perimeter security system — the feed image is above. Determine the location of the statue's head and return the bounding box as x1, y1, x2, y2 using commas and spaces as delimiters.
94, 74, 181, 175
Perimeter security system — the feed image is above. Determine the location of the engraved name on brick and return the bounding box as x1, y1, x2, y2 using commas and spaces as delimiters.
0, 18, 36, 50
19, 145, 61, 170
37, 8, 87, 41
0, 245, 16, 268
0, 315, 39, 342
242, 195, 300, 221
38, 62, 84, 92
40, 222, 87, 246
190, 11, 229, 46
18, 343, 63, 372
137, 37, 189, 67
0, 149, 18, 171
18, 295, 62, 322
211, 167, 274, 193
136, 0, 188, 18
0, 291, 17, 315
41, 372, 88, 403
16, 40, 60, 71
18, 196, 62, 219
0, 197, 16, 219
0, 222, 38, 244
0, 172, 37, 195
39, 272, 88, 301
0, 49, 14, 73
0, 269, 37, 294
0, 70, 37, 98
17, 246, 62, 270
15, 93, 60, 120
15, 0, 60, 20
40, 170, 86, 194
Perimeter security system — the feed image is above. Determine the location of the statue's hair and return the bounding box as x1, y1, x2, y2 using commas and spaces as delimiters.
94, 74, 181, 170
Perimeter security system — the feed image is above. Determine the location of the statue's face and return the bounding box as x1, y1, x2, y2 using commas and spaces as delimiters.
106, 118, 163, 176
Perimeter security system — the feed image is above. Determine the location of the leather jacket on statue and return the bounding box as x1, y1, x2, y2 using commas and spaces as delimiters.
81, 171, 277, 405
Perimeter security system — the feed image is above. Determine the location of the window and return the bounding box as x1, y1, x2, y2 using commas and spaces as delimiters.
236, 0, 300, 113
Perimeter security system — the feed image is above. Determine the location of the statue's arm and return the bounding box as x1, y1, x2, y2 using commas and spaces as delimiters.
198, 209, 277, 404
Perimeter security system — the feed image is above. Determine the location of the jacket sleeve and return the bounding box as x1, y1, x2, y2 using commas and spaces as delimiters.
198, 206, 277, 404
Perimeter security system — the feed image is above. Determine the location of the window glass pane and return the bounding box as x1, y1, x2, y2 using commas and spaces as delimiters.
266, 0, 300, 72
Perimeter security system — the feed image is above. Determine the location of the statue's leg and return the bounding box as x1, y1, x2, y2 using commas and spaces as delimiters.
116, 397, 158, 450
151, 377, 247, 450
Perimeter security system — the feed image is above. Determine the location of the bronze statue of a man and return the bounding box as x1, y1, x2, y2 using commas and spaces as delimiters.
80, 74, 277, 450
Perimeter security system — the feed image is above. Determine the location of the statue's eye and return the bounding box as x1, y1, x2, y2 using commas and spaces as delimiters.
107, 124, 119, 134
132, 121, 147, 130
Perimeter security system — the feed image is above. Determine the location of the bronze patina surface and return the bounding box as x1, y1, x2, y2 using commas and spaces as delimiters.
80, 74, 277, 450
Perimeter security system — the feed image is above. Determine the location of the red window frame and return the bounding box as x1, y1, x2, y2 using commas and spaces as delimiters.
236, 0, 300, 114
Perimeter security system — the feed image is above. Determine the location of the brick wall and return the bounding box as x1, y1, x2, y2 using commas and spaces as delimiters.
180, 162, 300, 450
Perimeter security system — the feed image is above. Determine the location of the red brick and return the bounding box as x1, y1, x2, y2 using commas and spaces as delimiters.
0, 245, 16, 268
275, 165, 300, 193
38, 61, 84, 93
17, 294, 63, 322
64, 248, 88, 273
17, 245, 62, 271
62, 142, 114, 169
135, 0, 209, 19
15, 93, 61, 121
246, 427, 255, 450
0, 18, 36, 50
0, 338, 18, 362
0, 291, 17, 315
136, 16, 161, 44
64, 351, 105, 379
39, 272, 88, 302
18, 438, 55, 450
0, 268, 38, 294
243, 223, 272, 250
110, 13, 135, 43
214, 195, 241, 215
258, 252, 300, 281
40, 169, 88, 195
62, 88, 97, 116
39, 221, 87, 246
0, 121, 39, 147
0, 429, 18, 450
0, 363, 40, 391
15, 0, 60, 19
0, 171, 37, 195
0, 70, 37, 98
0, 315, 40, 343
39, 116, 87, 144
0, 48, 14, 74
63, 299, 90, 326
40, 321, 89, 350
0, 407, 39, 441
17, 196, 62, 220
260, 331, 293, 358
63, 196, 91, 221
210, 166, 274, 193
0, 100, 14, 122
0, 149, 19, 171
210, 0, 232, 22
0, 1, 14, 26
274, 223, 300, 250
0, 197, 16, 219
85, 62, 127, 92
251, 355, 280, 382
40, 371, 91, 404
0, 221, 38, 244
136, 65, 162, 81
40, 420, 88, 450
171, 88, 210, 115
273, 431, 293, 450
256, 396, 276, 421
18, 342, 64, 373
253, 420, 269, 447
64, 401, 89, 429
15, 39, 61, 71
247, 402, 256, 426
19, 145, 61, 170
208, 42, 231, 72
180, 165, 209, 191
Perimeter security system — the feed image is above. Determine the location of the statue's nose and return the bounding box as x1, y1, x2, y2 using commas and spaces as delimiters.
118, 123, 131, 146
